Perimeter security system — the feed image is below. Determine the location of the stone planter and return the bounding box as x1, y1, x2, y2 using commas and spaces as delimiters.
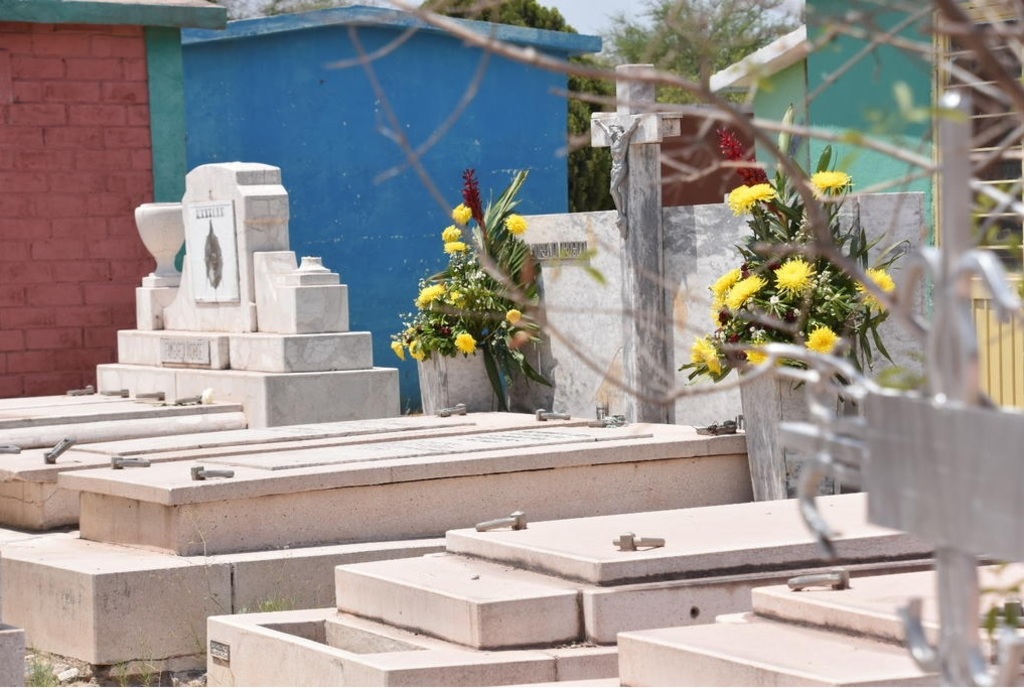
740, 374, 845, 501
418, 354, 503, 414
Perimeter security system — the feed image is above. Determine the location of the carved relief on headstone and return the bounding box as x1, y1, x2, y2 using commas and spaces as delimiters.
186, 201, 240, 303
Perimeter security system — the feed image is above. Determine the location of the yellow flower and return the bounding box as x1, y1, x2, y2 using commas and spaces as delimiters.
409, 340, 426, 361
858, 267, 896, 309
441, 225, 462, 243
746, 347, 769, 366
724, 275, 766, 311
390, 341, 405, 361
454, 332, 477, 355
444, 241, 468, 254
727, 183, 777, 215
452, 204, 472, 225
415, 283, 445, 308
505, 214, 528, 236
774, 258, 816, 297
506, 309, 522, 325
449, 290, 465, 307
806, 325, 840, 354
711, 268, 742, 307
811, 171, 852, 194
690, 337, 722, 375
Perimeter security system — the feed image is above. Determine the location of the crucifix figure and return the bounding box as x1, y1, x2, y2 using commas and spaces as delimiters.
594, 117, 642, 239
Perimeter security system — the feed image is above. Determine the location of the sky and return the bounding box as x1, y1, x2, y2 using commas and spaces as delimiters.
546, 0, 644, 37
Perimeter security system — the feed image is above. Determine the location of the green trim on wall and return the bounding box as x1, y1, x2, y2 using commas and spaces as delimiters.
0, 0, 225, 29
145, 26, 186, 204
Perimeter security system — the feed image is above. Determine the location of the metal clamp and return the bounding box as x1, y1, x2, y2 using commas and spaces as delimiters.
536, 409, 571, 421
190, 465, 235, 481
695, 419, 740, 436
43, 437, 75, 464
175, 395, 202, 406
613, 532, 666, 551
588, 414, 627, 428
66, 385, 95, 396
100, 388, 129, 397
136, 391, 166, 402
475, 510, 527, 531
0, 445, 21, 454
111, 456, 151, 470
437, 403, 467, 417
787, 567, 850, 591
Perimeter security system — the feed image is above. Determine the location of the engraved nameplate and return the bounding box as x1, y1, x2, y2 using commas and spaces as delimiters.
160, 337, 211, 367
209, 640, 230, 663
529, 240, 590, 263
185, 200, 241, 303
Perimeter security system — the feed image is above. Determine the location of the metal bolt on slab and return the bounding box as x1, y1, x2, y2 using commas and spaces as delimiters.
111, 456, 151, 470
43, 437, 75, 464
437, 403, 467, 417
787, 567, 850, 591
613, 532, 666, 551
475, 510, 527, 531
191, 465, 235, 481
536, 409, 571, 421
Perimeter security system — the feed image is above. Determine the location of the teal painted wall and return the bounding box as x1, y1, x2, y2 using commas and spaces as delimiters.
806, 0, 934, 234
753, 61, 810, 173
145, 27, 186, 203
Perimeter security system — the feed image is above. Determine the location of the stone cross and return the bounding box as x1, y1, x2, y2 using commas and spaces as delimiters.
591, 64, 681, 424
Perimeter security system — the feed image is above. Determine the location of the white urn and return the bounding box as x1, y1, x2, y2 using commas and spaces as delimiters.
135, 202, 184, 287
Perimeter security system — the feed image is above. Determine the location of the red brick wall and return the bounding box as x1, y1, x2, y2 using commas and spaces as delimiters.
0, 22, 154, 398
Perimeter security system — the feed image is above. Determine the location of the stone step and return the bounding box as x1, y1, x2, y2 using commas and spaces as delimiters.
334, 552, 582, 650
617, 612, 934, 686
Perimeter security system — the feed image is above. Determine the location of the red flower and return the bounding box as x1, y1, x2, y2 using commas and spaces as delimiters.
461, 169, 486, 229
717, 128, 769, 186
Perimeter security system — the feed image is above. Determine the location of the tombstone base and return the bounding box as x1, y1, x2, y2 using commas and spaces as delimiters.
96, 363, 399, 427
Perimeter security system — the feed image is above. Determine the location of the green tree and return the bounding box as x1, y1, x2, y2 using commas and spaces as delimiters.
421, 0, 614, 211
605, 0, 799, 102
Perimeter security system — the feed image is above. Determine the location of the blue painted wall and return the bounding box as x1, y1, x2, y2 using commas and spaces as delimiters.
182, 7, 600, 411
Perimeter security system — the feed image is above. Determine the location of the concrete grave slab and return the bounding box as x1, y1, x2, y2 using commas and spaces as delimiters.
208, 494, 932, 686
334, 494, 932, 648
0, 413, 585, 531
58, 423, 750, 555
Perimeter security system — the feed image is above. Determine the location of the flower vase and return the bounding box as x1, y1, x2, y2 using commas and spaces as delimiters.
739, 374, 813, 501
417, 354, 504, 415
135, 202, 184, 287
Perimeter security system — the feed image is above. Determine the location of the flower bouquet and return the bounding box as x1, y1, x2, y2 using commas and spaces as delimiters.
392, 169, 549, 411
680, 129, 901, 382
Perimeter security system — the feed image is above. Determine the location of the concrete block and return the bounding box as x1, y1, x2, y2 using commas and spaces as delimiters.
0, 624, 25, 688
1, 535, 443, 671
0, 478, 78, 531
617, 614, 933, 686
115, 330, 231, 369
135, 286, 178, 331
1, 537, 232, 667
335, 553, 581, 649
228, 332, 372, 373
